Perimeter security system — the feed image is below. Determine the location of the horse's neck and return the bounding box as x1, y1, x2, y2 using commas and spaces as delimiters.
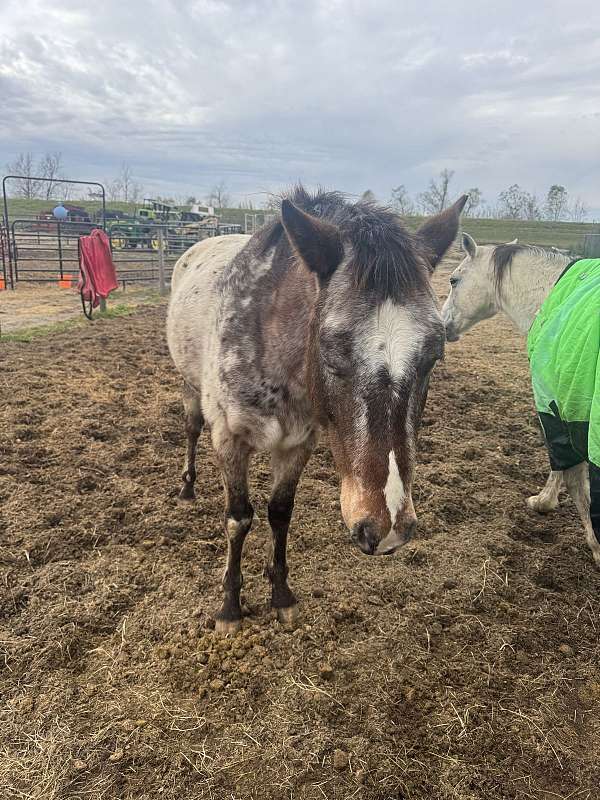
498, 256, 570, 333
261, 259, 317, 390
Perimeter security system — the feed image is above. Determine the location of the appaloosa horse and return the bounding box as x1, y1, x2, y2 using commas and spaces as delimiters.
442, 234, 600, 567
167, 188, 467, 632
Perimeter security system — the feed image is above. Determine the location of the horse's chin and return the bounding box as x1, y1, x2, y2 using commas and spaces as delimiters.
444, 323, 461, 343
374, 543, 401, 556
374, 530, 410, 556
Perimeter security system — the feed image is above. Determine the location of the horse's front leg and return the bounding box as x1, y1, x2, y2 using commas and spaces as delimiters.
214, 437, 253, 634
527, 469, 564, 513
266, 435, 316, 626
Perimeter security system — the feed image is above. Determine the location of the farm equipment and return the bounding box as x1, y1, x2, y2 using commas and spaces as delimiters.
106, 200, 171, 249
105, 199, 235, 252
106, 199, 169, 250
164, 204, 221, 253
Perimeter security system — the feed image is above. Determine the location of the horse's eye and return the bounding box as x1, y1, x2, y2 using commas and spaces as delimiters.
449, 276, 460, 287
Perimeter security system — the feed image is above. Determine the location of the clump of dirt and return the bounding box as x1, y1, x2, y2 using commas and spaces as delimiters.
0, 264, 598, 799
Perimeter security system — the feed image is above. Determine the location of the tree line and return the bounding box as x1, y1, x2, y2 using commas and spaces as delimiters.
390, 169, 589, 222
4, 153, 591, 222
4, 152, 238, 212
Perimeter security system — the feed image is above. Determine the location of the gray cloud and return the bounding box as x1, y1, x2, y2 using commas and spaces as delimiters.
1, 0, 599, 212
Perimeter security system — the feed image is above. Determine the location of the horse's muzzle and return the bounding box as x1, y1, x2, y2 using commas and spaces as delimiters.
351, 521, 379, 555
351, 520, 416, 556
375, 520, 416, 555
444, 321, 460, 342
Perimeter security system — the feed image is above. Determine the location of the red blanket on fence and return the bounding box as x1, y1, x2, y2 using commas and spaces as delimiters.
77, 229, 118, 308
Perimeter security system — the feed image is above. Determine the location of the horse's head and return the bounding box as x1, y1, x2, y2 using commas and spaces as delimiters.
441, 233, 515, 341
281, 194, 466, 555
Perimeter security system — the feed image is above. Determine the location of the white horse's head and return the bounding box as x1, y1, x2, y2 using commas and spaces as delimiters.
441, 234, 518, 341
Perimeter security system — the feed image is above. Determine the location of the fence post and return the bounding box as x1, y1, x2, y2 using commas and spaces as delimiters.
158, 227, 167, 296
57, 221, 64, 280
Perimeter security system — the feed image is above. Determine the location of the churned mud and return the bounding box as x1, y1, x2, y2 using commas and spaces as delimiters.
1, 259, 598, 799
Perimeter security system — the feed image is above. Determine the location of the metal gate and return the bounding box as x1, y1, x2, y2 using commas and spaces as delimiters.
0, 222, 8, 289
2, 174, 245, 291
9, 219, 102, 283
2, 175, 106, 288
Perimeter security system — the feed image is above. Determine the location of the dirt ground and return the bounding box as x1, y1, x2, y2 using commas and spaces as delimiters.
0, 284, 161, 333
1, 260, 599, 800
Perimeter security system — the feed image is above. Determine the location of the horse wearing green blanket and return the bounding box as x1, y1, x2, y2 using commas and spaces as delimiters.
442, 235, 600, 568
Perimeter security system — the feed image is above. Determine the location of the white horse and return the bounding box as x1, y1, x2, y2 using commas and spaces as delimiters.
442, 234, 600, 566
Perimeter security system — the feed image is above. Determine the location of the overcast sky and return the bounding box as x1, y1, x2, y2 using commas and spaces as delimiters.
1, 0, 599, 214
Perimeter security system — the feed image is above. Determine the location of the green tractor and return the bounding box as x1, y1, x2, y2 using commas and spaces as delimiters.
107, 216, 141, 249
107, 199, 222, 252
107, 200, 171, 250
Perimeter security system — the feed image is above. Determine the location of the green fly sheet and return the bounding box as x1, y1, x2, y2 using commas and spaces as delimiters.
527, 257, 600, 543
527, 258, 600, 470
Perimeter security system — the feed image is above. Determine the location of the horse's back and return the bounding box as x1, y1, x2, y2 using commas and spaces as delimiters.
167, 234, 250, 388
170, 234, 250, 294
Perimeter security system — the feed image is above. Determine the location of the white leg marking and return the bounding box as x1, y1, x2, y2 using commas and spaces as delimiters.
527, 470, 564, 514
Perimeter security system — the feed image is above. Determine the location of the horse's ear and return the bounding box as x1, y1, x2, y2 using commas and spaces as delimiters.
417, 194, 469, 272
462, 232, 478, 258
281, 199, 344, 282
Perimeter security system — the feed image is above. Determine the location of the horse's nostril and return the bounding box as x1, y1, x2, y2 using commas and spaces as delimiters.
352, 522, 378, 555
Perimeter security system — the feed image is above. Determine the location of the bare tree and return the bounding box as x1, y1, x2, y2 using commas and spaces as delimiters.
544, 185, 569, 222
497, 184, 530, 219
570, 197, 589, 222
523, 192, 541, 221
5, 152, 41, 199
475, 202, 495, 219
117, 163, 142, 203
262, 193, 280, 212
463, 188, 483, 217
38, 152, 64, 199
390, 185, 415, 215
208, 180, 230, 209
417, 169, 454, 214
105, 164, 143, 204
106, 178, 123, 202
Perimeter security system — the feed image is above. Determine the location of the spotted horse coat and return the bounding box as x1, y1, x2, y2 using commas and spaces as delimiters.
166, 187, 467, 632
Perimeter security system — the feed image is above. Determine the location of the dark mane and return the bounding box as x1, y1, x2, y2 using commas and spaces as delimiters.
255, 185, 429, 301
491, 243, 569, 295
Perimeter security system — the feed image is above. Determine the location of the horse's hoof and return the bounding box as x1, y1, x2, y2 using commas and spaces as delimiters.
178, 484, 196, 502
527, 495, 554, 514
275, 605, 299, 627
214, 618, 242, 636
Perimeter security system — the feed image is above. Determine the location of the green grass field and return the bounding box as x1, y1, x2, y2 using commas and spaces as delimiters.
4, 198, 599, 252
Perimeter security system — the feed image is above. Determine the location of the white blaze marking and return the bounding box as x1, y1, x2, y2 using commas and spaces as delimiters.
384, 450, 404, 523
363, 300, 421, 380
